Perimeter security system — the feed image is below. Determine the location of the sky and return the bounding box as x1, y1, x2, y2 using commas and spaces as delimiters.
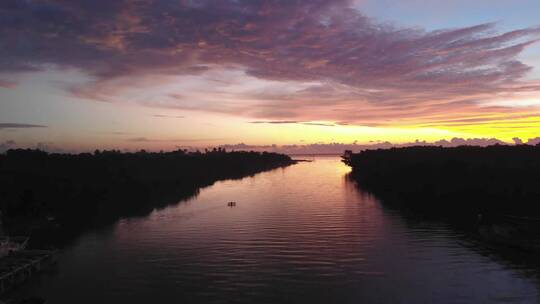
1, 0, 540, 152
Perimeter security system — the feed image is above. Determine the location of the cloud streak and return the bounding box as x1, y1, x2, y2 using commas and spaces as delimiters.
0, 123, 47, 130
152, 114, 185, 118
1, 0, 540, 130
126, 137, 224, 143
250, 120, 335, 127
0, 80, 16, 89
249, 121, 300, 124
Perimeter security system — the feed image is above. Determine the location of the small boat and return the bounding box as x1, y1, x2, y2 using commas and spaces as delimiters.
227, 201, 237, 207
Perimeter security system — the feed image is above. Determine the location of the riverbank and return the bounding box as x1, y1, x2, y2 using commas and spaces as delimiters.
9, 156, 540, 304
343, 145, 540, 250
0, 149, 296, 248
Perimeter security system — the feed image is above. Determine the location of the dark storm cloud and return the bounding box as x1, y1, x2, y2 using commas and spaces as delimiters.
1, 0, 540, 126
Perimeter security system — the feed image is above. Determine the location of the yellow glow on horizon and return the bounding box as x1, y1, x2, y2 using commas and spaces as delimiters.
427, 116, 540, 142
256, 123, 460, 145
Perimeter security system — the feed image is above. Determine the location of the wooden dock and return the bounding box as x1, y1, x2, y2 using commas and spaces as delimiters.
0, 250, 56, 294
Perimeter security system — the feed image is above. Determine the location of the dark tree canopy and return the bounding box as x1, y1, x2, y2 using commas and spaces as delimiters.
344, 145, 540, 217
0, 149, 294, 246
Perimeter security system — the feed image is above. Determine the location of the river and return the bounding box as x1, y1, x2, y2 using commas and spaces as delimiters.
14, 157, 540, 303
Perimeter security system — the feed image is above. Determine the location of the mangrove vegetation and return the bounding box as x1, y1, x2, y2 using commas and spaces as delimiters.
0, 148, 295, 247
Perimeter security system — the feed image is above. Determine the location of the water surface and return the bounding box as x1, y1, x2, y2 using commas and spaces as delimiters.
15, 157, 540, 303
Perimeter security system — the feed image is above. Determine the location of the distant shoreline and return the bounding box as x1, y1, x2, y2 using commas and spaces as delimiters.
0, 149, 296, 248
288, 153, 341, 156
344, 145, 540, 251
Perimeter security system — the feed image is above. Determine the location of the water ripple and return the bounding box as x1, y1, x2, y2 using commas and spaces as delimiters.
14, 157, 540, 304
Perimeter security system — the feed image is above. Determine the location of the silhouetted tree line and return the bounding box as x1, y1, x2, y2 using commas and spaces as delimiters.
343, 145, 540, 223
0, 148, 294, 246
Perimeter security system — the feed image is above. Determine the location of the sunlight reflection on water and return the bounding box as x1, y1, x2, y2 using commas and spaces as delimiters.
15, 156, 540, 303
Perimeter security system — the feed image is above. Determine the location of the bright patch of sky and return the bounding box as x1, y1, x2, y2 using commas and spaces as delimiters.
356, 0, 540, 79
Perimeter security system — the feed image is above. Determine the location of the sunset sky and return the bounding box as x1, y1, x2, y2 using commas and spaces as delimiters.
1, 0, 540, 152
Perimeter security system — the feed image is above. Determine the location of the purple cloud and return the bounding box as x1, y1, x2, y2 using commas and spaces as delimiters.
527, 137, 540, 145
1, 0, 540, 128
